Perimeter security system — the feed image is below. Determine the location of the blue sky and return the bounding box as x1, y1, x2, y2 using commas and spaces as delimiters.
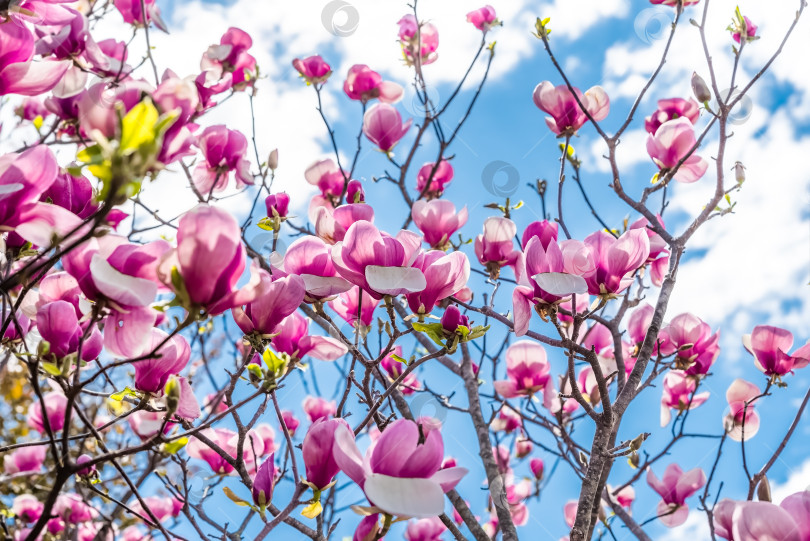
71, 0, 810, 538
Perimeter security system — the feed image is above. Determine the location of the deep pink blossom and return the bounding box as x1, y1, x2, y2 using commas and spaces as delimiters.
645, 98, 700, 135
293, 55, 331, 85
397, 15, 439, 65
405, 516, 446, 541
251, 455, 275, 506
328, 286, 380, 330
332, 418, 467, 517
131, 330, 190, 394
732, 17, 758, 44
343, 65, 403, 103
270, 312, 347, 362
28, 392, 68, 433
271, 236, 351, 301
493, 341, 558, 411
4, 446, 46, 474
312, 199, 375, 244
201, 27, 256, 90
714, 493, 809, 541
581, 229, 649, 298
650, 0, 700, 6
416, 160, 454, 197
265, 193, 290, 218
532, 81, 609, 136
380, 345, 421, 395
647, 117, 708, 183
530, 457, 544, 479
113, 0, 167, 31
192, 125, 253, 193
521, 220, 558, 250
663, 313, 720, 374
411, 199, 468, 250
491, 407, 521, 433
363, 103, 412, 153
281, 410, 300, 436
232, 272, 306, 335
743, 325, 810, 377
646, 463, 706, 527
37, 300, 102, 360
305, 158, 347, 199
303, 418, 349, 490
187, 428, 244, 475
12, 495, 43, 523
405, 250, 470, 316
467, 6, 498, 32
474, 217, 521, 276
331, 220, 425, 299
303, 396, 336, 422
0, 21, 69, 96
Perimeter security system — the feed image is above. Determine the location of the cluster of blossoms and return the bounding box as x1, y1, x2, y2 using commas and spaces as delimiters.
1, 0, 806, 540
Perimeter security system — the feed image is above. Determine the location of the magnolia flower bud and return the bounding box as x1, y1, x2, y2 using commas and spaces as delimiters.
268, 149, 278, 170
734, 161, 746, 184
165, 377, 181, 416
691, 72, 712, 103
757, 476, 771, 502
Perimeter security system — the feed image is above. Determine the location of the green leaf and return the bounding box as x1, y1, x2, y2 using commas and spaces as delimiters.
262, 348, 287, 376
110, 387, 140, 401
390, 354, 408, 365
163, 437, 188, 455
41, 362, 62, 377
411, 322, 446, 347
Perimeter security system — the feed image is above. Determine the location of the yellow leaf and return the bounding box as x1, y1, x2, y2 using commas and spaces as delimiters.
301, 500, 323, 519
33, 115, 43, 131
120, 99, 159, 152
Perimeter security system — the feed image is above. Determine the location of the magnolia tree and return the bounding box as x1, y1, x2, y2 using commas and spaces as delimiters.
0, 0, 808, 540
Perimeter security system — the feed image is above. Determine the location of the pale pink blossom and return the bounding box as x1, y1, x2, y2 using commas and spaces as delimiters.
532, 81, 609, 136
646, 117, 708, 183
493, 341, 559, 411
292, 55, 331, 85
416, 160, 454, 197
343, 65, 403, 103
646, 463, 706, 527
363, 103, 412, 153
645, 98, 700, 135
723, 378, 760, 441
411, 199, 468, 250
660, 370, 710, 426
270, 312, 347, 362
397, 15, 439, 65
742, 325, 810, 377
466, 6, 498, 32
303, 396, 337, 422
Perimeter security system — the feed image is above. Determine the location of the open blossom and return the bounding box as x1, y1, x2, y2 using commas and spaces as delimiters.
467, 6, 498, 31
397, 15, 439, 65
292, 55, 331, 84
131, 496, 183, 523
303, 396, 336, 423
332, 418, 468, 517
363, 103, 412, 153
714, 491, 810, 541
416, 160, 454, 198
742, 324, 810, 377
647, 117, 708, 183
723, 379, 760, 441
36, 300, 102, 360
192, 125, 253, 193
492, 407, 522, 433
411, 200, 468, 250
313, 199, 375, 244
646, 463, 706, 527
0, 18, 70, 97
28, 392, 68, 433
731, 14, 758, 44
344, 64, 403, 103
305, 158, 347, 199
188, 428, 261, 474
660, 370, 710, 426
645, 98, 700, 135
629, 215, 670, 286
269, 312, 347, 362
583, 229, 650, 298
4, 446, 46, 474
493, 341, 558, 410
201, 27, 256, 90
532, 81, 609, 136
328, 286, 380, 330
132, 330, 190, 394
232, 272, 306, 335
332, 220, 425, 299
405, 250, 470, 316
158, 204, 264, 315
281, 410, 300, 436
303, 418, 348, 490
12, 495, 44, 523
271, 236, 351, 301
475, 217, 521, 278
663, 313, 720, 374
113, 0, 167, 31
405, 516, 446, 541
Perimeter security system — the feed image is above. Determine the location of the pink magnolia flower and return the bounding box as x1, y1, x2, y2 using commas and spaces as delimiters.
405, 250, 470, 316
564, 500, 578, 528
742, 324, 810, 377
187, 428, 242, 475
493, 341, 558, 411
612, 485, 636, 509
303, 417, 349, 490
251, 455, 275, 506
627, 303, 656, 352
332, 418, 468, 518
530, 457, 544, 479
732, 16, 758, 44
281, 410, 300, 436
416, 160, 454, 198
271, 236, 351, 301
467, 6, 498, 32
646, 463, 706, 527
714, 492, 810, 541
131, 330, 191, 394
28, 392, 68, 433
329, 286, 380, 331
153, 70, 200, 165
192, 125, 253, 194
515, 437, 532, 458
303, 396, 336, 423
532, 81, 610, 136
0, 146, 59, 232
660, 370, 710, 426
474, 217, 521, 278
650, 0, 700, 6
411, 200, 468, 250
265, 192, 290, 218
270, 312, 347, 362
305, 158, 347, 199
380, 345, 421, 395
331, 220, 425, 299
0, 21, 70, 96
41, 171, 97, 220
405, 516, 446, 541
232, 272, 306, 335
440, 305, 469, 336
582, 229, 650, 298
663, 313, 720, 374
363, 103, 412, 153
343, 64, 403, 103
53, 493, 96, 524
647, 117, 708, 183
492, 407, 522, 433
292, 55, 331, 85
158, 204, 264, 315
200, 27, 256, 90
521, 220, 558, 250
397, 15, 439, 66
645, 98, 700, 135
131, 496, 183, 523
312, 199, 375, 245
354, 514, 382, 541
36, 300, 102, 360
128, 410, 173, 440
12, 495, 44, 523
3, 446, 46, 474
723, 379, 760, 441
113, 0, 167, 31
